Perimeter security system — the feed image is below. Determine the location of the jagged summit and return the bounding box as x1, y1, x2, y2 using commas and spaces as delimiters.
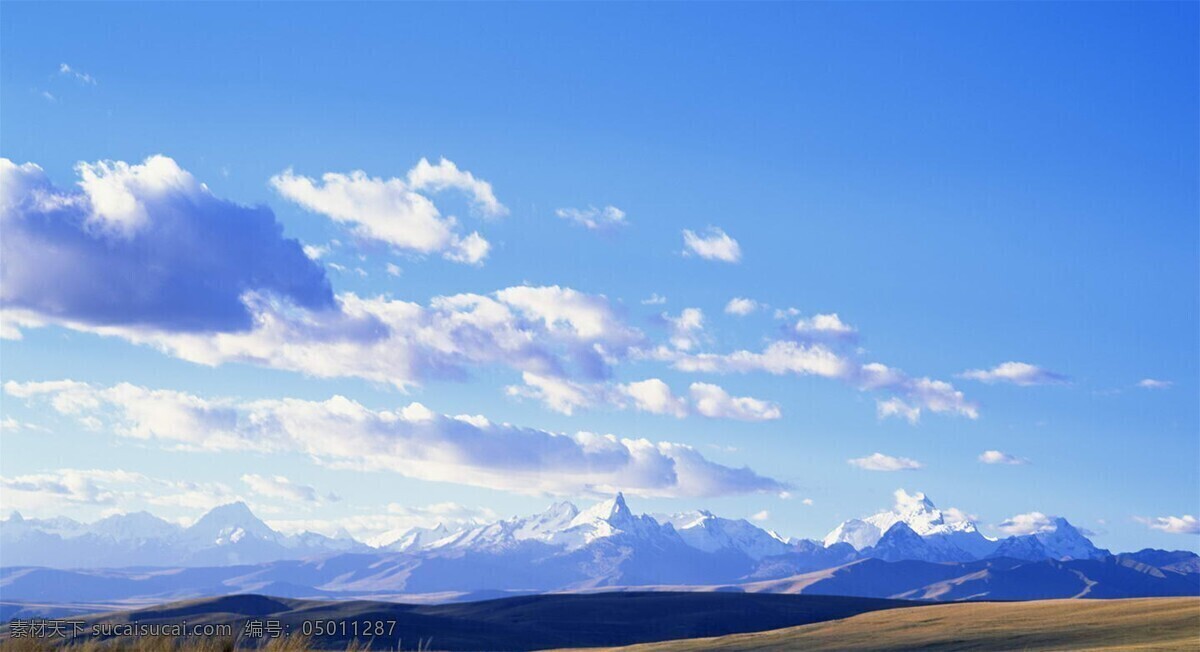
824, 490, 998, 561
0, 489, 1129, 570
570, 492, 633, 528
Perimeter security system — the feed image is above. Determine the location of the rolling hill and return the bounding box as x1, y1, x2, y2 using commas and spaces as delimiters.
584, 597, 1200, 651
0, 592, 914, 651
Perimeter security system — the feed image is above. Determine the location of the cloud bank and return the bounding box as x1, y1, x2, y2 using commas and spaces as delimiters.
5, 381, 788, 499
1, 157, 334, 332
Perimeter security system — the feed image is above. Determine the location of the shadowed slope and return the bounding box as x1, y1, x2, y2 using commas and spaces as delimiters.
0, 592, 915, 651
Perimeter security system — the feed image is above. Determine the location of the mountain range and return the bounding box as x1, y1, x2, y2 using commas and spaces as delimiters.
2, 492, 1196, 609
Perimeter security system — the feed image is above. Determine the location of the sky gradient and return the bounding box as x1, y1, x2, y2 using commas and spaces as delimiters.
1, 2, 1197, 552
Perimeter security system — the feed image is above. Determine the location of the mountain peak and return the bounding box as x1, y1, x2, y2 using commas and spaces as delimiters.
186, 501, 278, 545
573, 493, 633, 526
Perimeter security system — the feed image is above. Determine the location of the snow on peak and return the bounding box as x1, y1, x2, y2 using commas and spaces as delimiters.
571, 493, 632, 528
186, 501, 279, 546
824, 490, 996, 559
661, 510, 791, 559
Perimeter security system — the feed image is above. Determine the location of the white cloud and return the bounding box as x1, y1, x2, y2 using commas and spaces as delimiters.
750, 510, 770, 522
996, 511, 1055, 536
724, 298, 759, 316
689, 382, 781, 421
802, 498, 814, 506
4, 285, 642, 391
6, 381, 788, 499
510, 375, 774, 423
241, 474, 323, 503
663, 340, 850, 377
59, 63, 96, 85
682, 227, 741, 263
386, 263, 403, 277
619, 379, 689, 418
848, 453, 922, 472
942, 507, 979, 525
876, 398, 920, 424
2, 156, 335, 331
793, 313, 856, 340
555, 205, 627, 230
960, 362, 1068, 386
666, 308, 705, 351
1136, 515, 1199, 535
1137, 378, 1173, 389
979, 450, 1029, 465
270, 158, 502, 265
641, 293, 667, 306
405, 157, 506, 218
507, 372, 604, 416
651, 340, 976, 422
0, 468, 236, 515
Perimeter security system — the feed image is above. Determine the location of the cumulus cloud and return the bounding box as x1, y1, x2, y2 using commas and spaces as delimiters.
876, 398, 920, 424
1136, 515, 1199, 535
665, 308, 705, 351
682, 227, 741, 263
792, 313, 856, 341
270, 158, 503, 265
979, 450, 1029, 465
1, 156, 335, 332
848, 453, 923, 472
509, 375, 775, 422
960, 362, 1069, 386
995, 511, 1056, 536
724, 298, 759, 316
0, 468, 237, 514
750, 510, 770, 522
1137, 378, 1173, 390
649, 340, 976, 422
689, 382, 781, 421
555, 205, 627, 230
6, 381, 788, 499
506, 372, 605, 416
641, 294, 667, 306
241, 474, 325, 504
619, 379, 689, 418
4, 284, 642, 390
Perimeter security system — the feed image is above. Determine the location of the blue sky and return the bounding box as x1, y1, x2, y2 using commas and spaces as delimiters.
1, 2, 1197, 551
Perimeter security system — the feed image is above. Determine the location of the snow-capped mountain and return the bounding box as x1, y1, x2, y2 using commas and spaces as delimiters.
89, 511, 181, 543
864, 522, 974, 563
0, 490, 1121, 572
383, 523, 459, 552
988, 517, 1109, 561
661, 510, 792, 560
824, 490, 998, 562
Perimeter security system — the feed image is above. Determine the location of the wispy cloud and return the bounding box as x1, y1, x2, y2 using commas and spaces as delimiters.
556, 205, 627, 230
1137, 378, 1173, 390
979, 450, 1029, 465
1135, 514, 1199, 535
960, 361, 1069, 386
6, 380, 788, 499
848, 453, 922, 472
59, 63, 97, 85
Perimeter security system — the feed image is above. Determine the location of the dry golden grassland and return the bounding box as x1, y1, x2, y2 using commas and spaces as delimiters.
583, 597, 1200, 651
